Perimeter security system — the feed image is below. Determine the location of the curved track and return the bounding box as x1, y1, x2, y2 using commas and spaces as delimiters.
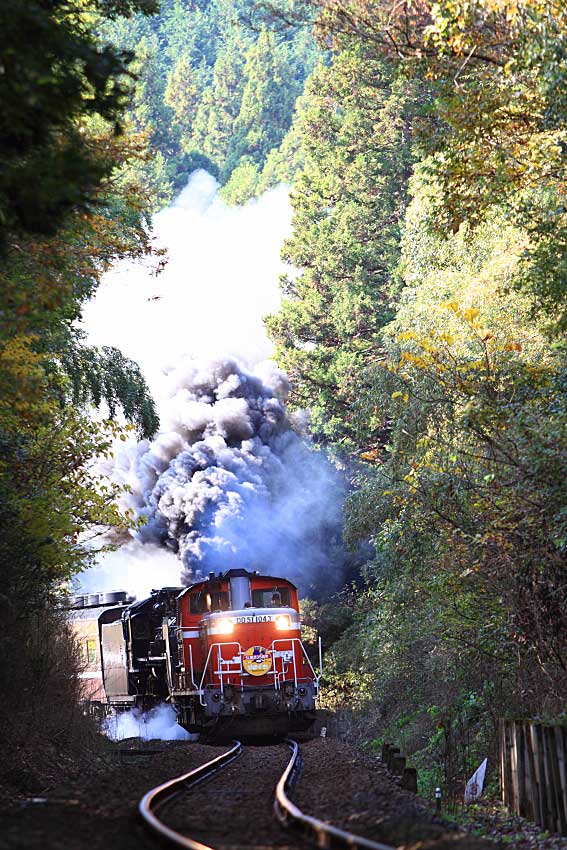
274, 739, 395, 850
138, 739, 243, 850
139, 738, 396, 850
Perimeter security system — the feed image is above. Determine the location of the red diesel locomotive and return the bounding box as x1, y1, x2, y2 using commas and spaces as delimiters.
174, 568, 321, 735
70, 569, 321, 737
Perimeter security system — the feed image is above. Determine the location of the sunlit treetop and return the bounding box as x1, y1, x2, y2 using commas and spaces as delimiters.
316, 0, 566, 65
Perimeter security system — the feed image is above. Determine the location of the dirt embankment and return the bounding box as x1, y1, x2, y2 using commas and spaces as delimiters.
0, 740, 218, 850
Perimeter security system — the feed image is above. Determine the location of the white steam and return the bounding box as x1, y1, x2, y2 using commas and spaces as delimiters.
103, 704, 192, 741
81, 542, 181, 600
82, 170, 291, 396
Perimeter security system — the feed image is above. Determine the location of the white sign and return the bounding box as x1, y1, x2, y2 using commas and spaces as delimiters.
465, 758, 488, 802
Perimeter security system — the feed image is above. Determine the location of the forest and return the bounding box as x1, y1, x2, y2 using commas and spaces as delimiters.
2, 0, 567, 804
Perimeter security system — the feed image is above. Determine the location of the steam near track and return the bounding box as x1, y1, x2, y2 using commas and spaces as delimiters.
104, 704, 190, 741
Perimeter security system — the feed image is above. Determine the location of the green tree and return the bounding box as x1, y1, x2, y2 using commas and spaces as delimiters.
314, 0, 567, 331
329, 176, 567, 788
0, 0, 161, 789
188, 30, 249, 175
164, 54, 201, 150
220, 160, 261, 205
61, 344, 159, 438
266, 45, 418, 444
256, 93, 308, 192
129, 34, 174, 153
0, 0, 157, 248
225, 28, 297, 177
100, 0, 321, 201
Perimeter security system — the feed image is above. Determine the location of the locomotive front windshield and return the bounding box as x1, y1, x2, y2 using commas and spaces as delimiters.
251, 587, 291, 607
190, 591, 230, 613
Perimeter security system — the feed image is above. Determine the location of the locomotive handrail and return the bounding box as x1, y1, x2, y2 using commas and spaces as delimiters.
184, 643, 199, 692
139, 739, 243, 850
198, 641, 242, 705
274, 739, 396, 850
198, 638, 319, 704
272, 638, 298, 688
272, 637, 321, 694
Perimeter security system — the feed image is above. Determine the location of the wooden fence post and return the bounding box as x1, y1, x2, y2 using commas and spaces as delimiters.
556, 726, 567, 835
511, 720, 520, 814
401, 768, 418, 793
534, 722, 549, 829
387, 747, 400, 770
499, 720, 506, 808
381, 743, 418, 792
523, 721, 537, 824
502, 720, 514, 809
516, 722, 527, 818
391, 754, 406, 776
500, 720, 567, 837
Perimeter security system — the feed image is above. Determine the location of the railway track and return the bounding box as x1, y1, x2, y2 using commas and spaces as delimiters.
139, 738, 396, 850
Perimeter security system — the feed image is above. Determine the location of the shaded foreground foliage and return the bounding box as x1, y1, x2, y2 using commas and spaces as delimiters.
267, 0, 567, 798
0, 0, 157, 245
0, 0, 159, 790
0, 606, 106, 792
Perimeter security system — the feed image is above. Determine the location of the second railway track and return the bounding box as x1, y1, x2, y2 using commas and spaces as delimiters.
139, 739, 396, 850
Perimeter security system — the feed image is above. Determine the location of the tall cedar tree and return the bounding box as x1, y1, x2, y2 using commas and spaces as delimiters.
188, 30, 249, 176
266, 45, 417, 445
224, 28, 298, 177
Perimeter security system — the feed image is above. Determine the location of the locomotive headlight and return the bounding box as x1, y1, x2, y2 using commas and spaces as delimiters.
216, 617, 234, 634
275, 614, 291, 630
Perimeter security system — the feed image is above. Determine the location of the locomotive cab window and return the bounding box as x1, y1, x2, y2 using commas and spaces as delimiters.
190, 592, 206, 614
252, 587, 291, 607
190, 591, 229, 613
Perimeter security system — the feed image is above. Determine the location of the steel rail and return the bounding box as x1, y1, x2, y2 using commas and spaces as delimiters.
138, 739, 243, 850
274, 738, 396, 850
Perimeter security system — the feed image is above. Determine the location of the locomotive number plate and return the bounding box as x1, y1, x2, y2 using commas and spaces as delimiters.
235, 614, 273, 624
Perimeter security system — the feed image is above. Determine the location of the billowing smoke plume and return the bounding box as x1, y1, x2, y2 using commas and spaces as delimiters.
80, 171, 348, 599
107, 358, 345, 595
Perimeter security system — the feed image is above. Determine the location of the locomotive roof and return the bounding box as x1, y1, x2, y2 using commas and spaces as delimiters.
67, 604, 109, 621
180, 569, 297, 596
67, 604, 125, 621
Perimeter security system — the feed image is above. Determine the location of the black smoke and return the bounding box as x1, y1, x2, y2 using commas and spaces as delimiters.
109, 358, 347, 596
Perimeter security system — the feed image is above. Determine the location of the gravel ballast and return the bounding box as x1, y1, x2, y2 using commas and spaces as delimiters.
3, 735, 567, 850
